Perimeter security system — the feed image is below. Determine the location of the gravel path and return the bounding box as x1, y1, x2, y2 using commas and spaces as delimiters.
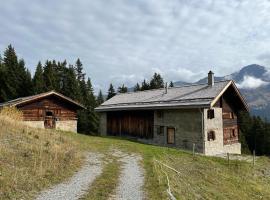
110, 151, 145, 200
35, 152, 102, 200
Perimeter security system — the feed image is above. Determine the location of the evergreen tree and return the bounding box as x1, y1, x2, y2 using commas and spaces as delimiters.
33, 61, 45, 94
43, 60, 57, 91
17, 59, 32, 97
3, 44, 19, 99
149, 73, 164, 89
134, 83, 141, 92
61, 66, 81, 101
118, 84, 128, 93
141, 79, 150, 91
75, 58, 85, 82
96, 90, 104, 105
169, 81, 174, 87
77, 78, 99, 135
107, 83, 116, 100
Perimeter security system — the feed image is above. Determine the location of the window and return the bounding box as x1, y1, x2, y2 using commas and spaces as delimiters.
157, 126, 164, 135
167, 127, 175, 144
207, 131, 216, 141
207, 109, 215, 119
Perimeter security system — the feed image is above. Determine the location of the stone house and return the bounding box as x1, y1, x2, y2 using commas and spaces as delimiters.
95, 72, 249, 155
0, 91, 85, 132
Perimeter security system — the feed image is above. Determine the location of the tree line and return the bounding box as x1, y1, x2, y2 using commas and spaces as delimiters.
106, 73, 174, 100
0, 45, 172, 134
0, 45, 102, 134
239, 112, 270, 155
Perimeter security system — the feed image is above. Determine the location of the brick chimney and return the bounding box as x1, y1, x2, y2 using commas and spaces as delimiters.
208, 71, 214, 86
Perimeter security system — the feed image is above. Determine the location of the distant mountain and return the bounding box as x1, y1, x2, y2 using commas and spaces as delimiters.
173, 64, 270, 120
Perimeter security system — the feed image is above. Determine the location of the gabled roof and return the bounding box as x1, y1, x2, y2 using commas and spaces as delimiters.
0, 91, 85, 109
95, 80, 249, 112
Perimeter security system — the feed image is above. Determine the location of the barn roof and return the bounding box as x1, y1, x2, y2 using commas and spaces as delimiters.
0, 91, 85, 109
95, 80, 248, 112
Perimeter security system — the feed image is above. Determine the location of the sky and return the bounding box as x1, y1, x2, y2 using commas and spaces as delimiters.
1, 0, 270, 92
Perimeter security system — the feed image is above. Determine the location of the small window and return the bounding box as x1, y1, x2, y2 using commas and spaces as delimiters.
207, 131, 215, 141
167, 127, 175, 144
207, 109, 215, 119
157, 126, 164, 135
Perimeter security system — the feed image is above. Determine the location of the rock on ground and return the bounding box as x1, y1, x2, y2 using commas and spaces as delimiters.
35, 152, 102, 200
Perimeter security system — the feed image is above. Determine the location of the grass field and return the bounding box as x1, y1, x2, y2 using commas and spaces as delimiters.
1, 109, 270, 200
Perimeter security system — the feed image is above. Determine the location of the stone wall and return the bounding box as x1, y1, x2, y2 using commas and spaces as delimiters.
23, 121, 45, 129
99, 112, 107, 136
203, 108, 224, 155
223, 143, 241, 154
153, 109, 204, 153
203, 108, 241, 155
55, 120, 77, 132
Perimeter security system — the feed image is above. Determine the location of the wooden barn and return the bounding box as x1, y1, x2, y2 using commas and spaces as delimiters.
95, 71, 249, 155
0, 91, 85, 132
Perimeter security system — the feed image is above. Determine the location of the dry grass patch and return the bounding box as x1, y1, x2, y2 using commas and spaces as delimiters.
0, 108, 82, 199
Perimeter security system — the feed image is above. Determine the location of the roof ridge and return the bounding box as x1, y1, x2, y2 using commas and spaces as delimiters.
115, 79, 231, 96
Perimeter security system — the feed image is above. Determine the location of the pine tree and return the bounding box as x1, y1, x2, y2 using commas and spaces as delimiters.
62, 66, 81, 101
134, 83, 141, 92
169, 81, 174, 87
75, 58, 85, 82
118, 84, 128, 93
96, 90, 104, 105
149, 73, 164, 89
43, 60, 57, 91
17, 59, 32, 97
3, 44, 19, 99
107, 83, 116, 100
141, 79, 150, 91
33, 61, 45, 94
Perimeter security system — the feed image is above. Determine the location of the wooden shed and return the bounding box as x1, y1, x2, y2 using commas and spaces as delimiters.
0, 91, 85, 132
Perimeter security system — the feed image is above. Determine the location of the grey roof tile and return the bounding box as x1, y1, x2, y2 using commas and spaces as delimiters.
96, 80, 231, 111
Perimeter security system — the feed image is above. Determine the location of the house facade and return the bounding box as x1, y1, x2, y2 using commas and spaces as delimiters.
0, 91, 85, 132
96, 72, 248, 155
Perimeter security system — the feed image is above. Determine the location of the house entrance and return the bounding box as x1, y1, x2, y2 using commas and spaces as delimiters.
44, 111, 55, 129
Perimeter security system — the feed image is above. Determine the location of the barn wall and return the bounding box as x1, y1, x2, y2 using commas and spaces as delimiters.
56, 120, 77, 132
152, 109, 203, 153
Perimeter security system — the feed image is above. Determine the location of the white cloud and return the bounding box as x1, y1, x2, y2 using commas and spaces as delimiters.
237, 76, 269, 89
1, 0, 270, 92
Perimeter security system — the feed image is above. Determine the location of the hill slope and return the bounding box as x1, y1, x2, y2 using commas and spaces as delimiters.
2, 110, 270, 199
0, 109, 82, 199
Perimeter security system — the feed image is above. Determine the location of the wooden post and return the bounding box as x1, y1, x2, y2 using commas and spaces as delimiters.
253, 150, 255, 167
227, 153, 230, 166
193, 143, 195, 157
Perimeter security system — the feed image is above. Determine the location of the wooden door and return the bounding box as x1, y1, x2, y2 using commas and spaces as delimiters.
167, 128, 175, 144
44, 111, 55, 129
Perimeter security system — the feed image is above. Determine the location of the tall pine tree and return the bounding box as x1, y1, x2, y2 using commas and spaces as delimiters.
149, 73, 164, 89
118, 84, 128, 93
96, 90, 104, 105
33, 61, 45, 94
134, 83, 141, 92
107, 83, 116, 100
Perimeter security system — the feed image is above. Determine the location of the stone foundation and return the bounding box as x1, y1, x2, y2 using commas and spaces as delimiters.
55, 120, 77, 132
23, 121, 45, 129
223, 143, 241, 154
23, 120, 77, 132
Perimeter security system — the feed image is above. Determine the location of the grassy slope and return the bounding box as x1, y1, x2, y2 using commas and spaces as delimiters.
0, 115, 83, 200
1, 112, 270, 199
